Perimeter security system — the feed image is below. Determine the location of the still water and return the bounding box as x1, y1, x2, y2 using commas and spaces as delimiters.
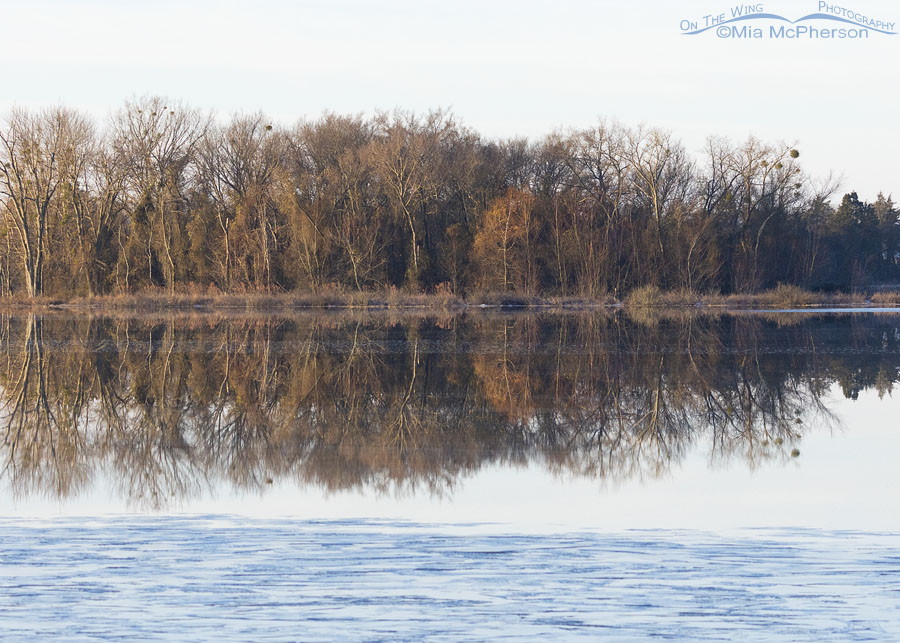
1, 311, 899, 640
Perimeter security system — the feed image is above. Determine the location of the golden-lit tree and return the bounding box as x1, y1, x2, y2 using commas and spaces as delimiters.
472, 187, 537, 292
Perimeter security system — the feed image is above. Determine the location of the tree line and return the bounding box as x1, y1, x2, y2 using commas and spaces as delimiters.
0, 97, 896, 299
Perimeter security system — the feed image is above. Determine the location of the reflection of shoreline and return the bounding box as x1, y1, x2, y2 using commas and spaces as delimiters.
3, 313, 893, 508
5, 285, 900, 317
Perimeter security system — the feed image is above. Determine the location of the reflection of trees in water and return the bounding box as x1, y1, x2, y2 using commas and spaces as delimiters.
0, 315, 89, 500
0, 313, 894, 507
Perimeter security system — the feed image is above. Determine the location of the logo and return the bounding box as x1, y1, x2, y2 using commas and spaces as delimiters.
680, 2, 897, 39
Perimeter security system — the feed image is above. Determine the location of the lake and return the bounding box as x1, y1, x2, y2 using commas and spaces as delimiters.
1, 310, 899, 640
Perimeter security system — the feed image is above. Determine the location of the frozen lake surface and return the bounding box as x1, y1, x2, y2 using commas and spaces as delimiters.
2, 312, 900, 638
2, 517, 899, 641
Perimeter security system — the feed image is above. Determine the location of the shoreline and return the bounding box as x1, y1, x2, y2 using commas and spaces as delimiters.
2, 286, 900, 314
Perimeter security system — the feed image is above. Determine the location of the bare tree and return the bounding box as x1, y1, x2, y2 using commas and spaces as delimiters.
68, 138, 128, 295
0, 107, 92, 296
112, 97, 207, 291
625, 126, 694, 282
199, 113, 285, 289
364, 110, 453, 287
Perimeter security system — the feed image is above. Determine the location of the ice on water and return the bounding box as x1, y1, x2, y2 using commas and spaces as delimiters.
2, 313, 900, 639
1, 518, 899, 641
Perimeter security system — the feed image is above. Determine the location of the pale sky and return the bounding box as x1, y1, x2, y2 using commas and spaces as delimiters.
0, 0, 897, 199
